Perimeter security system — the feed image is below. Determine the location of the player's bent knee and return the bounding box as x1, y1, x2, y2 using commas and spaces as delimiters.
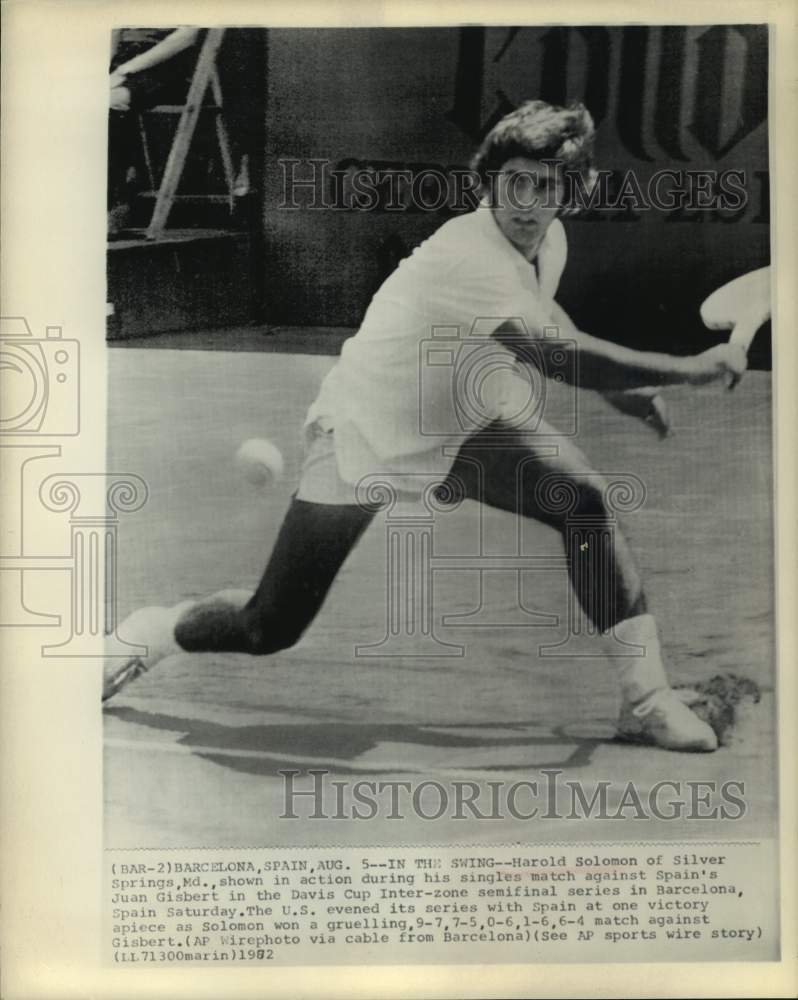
175, 608, 302, 656
173, 596, 308, 656
241, 625, 299, 656
239, 607, 305, 656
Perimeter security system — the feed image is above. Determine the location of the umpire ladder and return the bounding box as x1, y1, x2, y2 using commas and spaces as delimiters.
136, 27, 237, 240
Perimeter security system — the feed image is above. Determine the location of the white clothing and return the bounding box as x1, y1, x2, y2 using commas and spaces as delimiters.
305, 204, 567, 484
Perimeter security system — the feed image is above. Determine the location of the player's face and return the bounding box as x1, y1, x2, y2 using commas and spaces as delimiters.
490, 157, 564, 257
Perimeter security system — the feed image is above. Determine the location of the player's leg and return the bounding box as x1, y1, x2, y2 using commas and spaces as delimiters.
103, 428, 375, 701
448, 420, 645, 630
102, 498, 373, 701
175, 497, 375, 653
446, 420, 717, 751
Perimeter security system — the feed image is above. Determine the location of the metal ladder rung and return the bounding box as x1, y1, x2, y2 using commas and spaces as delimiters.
138, 192, 234, 203
144, 104, 222, 113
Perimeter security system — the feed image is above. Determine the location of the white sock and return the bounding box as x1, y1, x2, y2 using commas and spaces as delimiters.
611, 613, 670, 704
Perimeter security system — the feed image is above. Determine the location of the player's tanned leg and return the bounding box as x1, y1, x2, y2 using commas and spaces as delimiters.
447, 420, 717, 752
448, 420, 645, 632
175, 498, 376, 654
102, 499, 374, 701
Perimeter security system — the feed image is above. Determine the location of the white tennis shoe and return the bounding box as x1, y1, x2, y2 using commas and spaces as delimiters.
617, 688, 718, 752
102, 601, 194, 702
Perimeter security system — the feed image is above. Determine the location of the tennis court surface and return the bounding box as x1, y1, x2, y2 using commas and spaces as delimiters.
105, 342, 776, 848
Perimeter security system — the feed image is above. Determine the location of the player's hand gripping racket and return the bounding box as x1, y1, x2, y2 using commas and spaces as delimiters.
699, 266, 771, 389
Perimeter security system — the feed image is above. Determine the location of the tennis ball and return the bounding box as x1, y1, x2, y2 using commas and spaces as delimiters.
235, 438, 285, 487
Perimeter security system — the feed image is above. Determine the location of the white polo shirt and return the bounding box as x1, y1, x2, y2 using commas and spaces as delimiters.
305, 204, 568, 484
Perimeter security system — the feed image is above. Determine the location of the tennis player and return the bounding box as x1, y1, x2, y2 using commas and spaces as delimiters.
104, 101, 747, 752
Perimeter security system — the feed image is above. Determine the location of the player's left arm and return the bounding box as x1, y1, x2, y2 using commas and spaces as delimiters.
517, 222, 743, 396
481, 220, 745, 393
492, 310, 746, 391
549, 301, 671, 436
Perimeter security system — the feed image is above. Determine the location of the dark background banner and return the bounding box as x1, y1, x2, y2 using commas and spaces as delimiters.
261, 26, 770, 363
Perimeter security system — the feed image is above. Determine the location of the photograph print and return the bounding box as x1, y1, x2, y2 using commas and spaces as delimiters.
102, 23, 775, 854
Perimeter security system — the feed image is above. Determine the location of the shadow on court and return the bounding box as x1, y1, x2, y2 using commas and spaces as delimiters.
105, 704, 604, 776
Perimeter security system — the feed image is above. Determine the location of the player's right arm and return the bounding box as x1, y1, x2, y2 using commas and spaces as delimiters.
492, 315, 747, 392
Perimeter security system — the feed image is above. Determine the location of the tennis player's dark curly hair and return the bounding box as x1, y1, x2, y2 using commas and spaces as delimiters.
470, 100, 599, 214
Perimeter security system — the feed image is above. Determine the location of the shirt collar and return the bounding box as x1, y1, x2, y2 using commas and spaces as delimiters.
476, 199, 541, 275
